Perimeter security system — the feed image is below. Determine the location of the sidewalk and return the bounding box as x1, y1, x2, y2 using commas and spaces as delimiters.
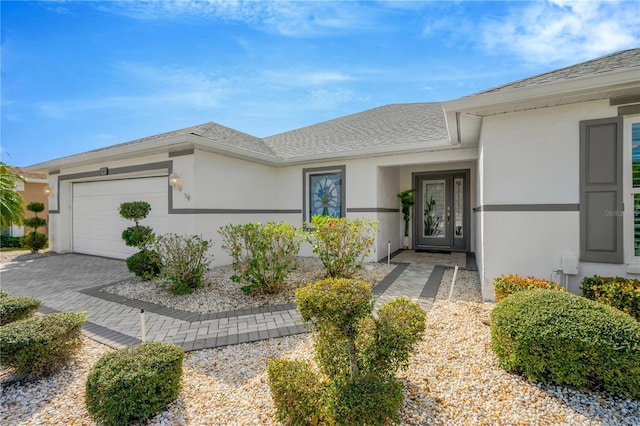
0, 251, 471, 351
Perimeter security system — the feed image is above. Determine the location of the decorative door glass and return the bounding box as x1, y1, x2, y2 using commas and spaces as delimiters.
454, 178, 464, 238
633, 122, 640, 188
423, 179, 445, 238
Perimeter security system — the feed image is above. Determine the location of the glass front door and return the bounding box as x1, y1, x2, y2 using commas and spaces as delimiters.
414, 171, 469, 251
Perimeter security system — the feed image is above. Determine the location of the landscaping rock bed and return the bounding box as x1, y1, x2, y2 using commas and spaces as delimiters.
2, 268, 638, 425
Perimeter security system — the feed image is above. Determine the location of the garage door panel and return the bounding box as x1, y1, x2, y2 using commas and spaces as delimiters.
73, 178, 168, 259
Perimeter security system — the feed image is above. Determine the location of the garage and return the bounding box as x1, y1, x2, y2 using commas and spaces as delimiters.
72, 177, 168, 259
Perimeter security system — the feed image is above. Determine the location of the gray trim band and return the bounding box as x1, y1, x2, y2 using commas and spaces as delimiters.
169, 148, 195, 157
170, 208, 302, 215
474, 204, 579, 212
347, 208, 399, 213
49, 161, 172, 214
619, 104, 640, 116
611, 95, 640, 106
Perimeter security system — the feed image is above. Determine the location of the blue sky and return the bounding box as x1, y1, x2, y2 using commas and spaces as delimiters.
2, 1, 638, 167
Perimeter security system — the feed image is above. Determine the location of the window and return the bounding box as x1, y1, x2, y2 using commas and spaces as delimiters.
303, 166, 345, 221
625, 117, 640, 259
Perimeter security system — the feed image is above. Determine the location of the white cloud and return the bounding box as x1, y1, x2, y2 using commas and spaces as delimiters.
481, 0, 640, 65
260, 69, 354, 87
101, 0, 376, 37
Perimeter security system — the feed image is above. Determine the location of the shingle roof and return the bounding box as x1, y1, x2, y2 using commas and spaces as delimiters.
469, 48, 639, 97
263, 103, 448, 159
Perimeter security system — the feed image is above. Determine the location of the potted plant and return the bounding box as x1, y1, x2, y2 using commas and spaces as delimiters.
397, 189, 415, 249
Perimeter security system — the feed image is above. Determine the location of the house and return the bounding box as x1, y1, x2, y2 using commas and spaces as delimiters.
1, 168, 49, 238
25, 48, 640, 301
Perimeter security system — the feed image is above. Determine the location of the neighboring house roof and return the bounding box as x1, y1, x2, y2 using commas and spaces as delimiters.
24, 48, 639, 172
264, 103, 448, 159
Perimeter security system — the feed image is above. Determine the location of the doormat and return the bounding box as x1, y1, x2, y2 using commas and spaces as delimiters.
415, 249, 452, 254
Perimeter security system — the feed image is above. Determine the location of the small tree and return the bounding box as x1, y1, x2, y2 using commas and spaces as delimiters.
21, 202, 47, 253
397, 188, 415, 238
119, 201, 159, 279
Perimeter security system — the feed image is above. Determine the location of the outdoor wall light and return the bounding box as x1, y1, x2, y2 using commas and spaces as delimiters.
43, 185, 53, 197
168, 172, 183, 191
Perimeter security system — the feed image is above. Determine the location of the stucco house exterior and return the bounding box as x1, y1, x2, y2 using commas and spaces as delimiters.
25, 48, 640, 301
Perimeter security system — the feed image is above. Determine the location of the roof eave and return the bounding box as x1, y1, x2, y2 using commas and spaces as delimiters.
443, 69, 639, 114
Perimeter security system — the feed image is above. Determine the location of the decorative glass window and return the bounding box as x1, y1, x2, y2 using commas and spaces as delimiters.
303, 166, 345, 221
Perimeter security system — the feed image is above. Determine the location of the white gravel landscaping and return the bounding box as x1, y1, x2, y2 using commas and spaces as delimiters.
1, 258, 639, 425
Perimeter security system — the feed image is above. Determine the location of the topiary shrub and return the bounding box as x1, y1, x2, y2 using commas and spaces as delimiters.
305, 216, 378, 278
268, 277, 426, 424
21, 201, 47, 253
147, 233, 212, 294
119, 201, 159, 280
125, 250, 160, 281
493, 273, 565, 302
491, 289, 640, 398
0, 311, 86, 378
266, 358, 326, 424
0, 291, 41, 325
219, 221, 302, 294
85, 342, 183, 426
581, 275, 640, 321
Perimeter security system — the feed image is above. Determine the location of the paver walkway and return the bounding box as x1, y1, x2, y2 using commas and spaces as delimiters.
0, 251, 474, 352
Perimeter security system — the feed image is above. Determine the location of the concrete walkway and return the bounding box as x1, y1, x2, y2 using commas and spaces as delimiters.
0, 251, 472, 352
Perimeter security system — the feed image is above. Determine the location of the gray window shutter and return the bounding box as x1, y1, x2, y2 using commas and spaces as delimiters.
580, 117, 623, 263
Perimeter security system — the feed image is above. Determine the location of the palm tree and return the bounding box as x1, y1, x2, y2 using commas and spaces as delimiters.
0, 161, 25, 229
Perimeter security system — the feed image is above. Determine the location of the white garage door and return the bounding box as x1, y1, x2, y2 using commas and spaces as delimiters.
73, 177, 168, 259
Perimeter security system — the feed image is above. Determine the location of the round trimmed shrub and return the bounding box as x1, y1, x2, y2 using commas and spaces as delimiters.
85, 342, 183, 426
491, 289, 640, 398
0, 312, 86, 378
125, 250, 160, 280
0, 292, 41, 325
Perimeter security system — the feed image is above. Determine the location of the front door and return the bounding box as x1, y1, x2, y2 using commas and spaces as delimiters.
414, 170, 469, 251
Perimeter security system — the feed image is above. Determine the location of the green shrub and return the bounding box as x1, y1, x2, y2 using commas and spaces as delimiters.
305, 216, 378, 278
85, 342, 183, 426
268, 277, 426, 424
121, 225, 153, 248
581, 275, 640, 321
329, 375, 404, 426
20, 231, 48, 253
118, 201, 151, 223
1, 235, 22, 248
119, 201, 158, 279
491, 289, 640, 398
125, 250, 161, 281
149, 234, 211, 294
219, 221, 302, 294
21, 201, 47, 253
493, 273, 565, 302
267, 358, 326, 425
0, 292, 41, 325
0, 311, 86, 378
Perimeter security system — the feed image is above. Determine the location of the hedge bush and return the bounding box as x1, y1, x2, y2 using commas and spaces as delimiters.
0, 235, 22, 248
581, 275, 640, 321
268, 277, 426, 424
493, 273, 565, 302
0, 311, 86, 378
491, 289, 640, 398
0, 291, 41, 325
85, 342, 183, 426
